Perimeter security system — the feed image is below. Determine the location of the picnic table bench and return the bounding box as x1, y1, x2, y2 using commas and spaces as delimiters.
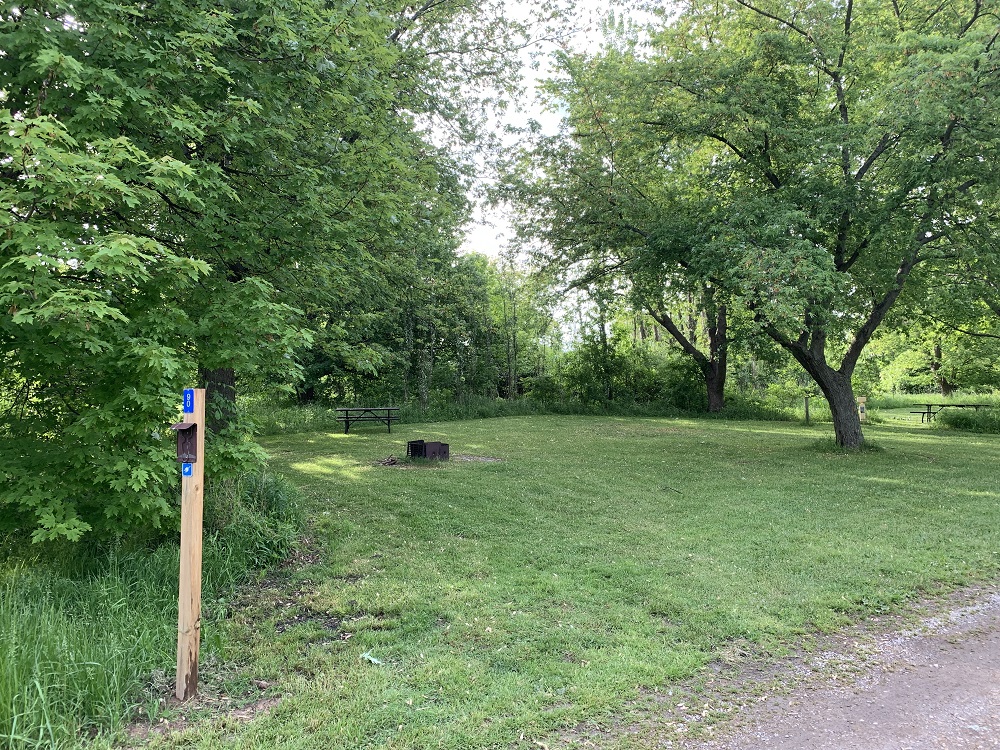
909, 403, 992, 423
335, 406, 400, 434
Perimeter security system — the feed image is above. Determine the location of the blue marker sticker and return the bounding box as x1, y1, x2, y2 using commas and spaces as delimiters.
182, 463, 193, 477
183, 389, 194, 414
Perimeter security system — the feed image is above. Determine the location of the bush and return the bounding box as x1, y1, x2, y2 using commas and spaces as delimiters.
935, 407, 1000, 434
714, 395, 795, 421
249, 401, 345, 436
203, 472, 303, 587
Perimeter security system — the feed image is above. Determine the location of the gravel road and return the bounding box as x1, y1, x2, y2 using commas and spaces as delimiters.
678, 588, 1000, 750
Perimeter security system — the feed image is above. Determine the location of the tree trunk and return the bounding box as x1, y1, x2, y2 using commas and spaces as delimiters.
596, 299, 613, 401
931, 342, 957, 396
705, 303, 727, 412
706, 369, 725, 412
822, 372, 864, 448
297, 382, 316, 404
800, 361, 863, 447
198, 366, 237, 434
455, 331, 465, 404
649, 297, 727, 412
418, 348, 431, 411
764, 314, 866, 447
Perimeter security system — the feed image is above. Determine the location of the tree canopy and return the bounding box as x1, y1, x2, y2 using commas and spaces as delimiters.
504, 0, 1000, 446
0, 0, 556, 540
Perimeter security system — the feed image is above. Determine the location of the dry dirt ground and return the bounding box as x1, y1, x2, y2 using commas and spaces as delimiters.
665, 584, 1000, 750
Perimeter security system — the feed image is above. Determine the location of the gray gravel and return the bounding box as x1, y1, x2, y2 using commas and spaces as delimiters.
676, 589, 1000, 750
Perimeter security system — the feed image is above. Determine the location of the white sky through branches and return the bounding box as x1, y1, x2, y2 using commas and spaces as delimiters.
459, 0, 632, 259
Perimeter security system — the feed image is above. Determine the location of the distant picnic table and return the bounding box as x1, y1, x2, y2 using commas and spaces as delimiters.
335, 406, 400, 434
910, 403, 992, 423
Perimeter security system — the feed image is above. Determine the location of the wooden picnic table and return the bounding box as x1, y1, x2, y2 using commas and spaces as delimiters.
910, 403, 992, 423
335, 406, 400, 434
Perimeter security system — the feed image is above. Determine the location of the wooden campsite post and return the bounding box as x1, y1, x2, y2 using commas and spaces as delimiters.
804, 395, 810, 425
173, 388, 206, 701
857, 396, 868, 424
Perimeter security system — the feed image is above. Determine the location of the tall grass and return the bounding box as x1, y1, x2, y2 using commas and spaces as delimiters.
0, 471, 302, 749
936, 406, 1000, 434
0, 551, 177, 749
862, 392, 1000, 428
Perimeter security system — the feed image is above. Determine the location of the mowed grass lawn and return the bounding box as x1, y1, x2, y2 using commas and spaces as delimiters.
153, 416, 1000, 749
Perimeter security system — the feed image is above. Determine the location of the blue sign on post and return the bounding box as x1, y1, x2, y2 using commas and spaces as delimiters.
182, 463, 193, 477
183, 389, 195, 414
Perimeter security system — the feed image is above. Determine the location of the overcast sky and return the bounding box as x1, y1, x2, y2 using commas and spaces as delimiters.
457, 0, 619, 259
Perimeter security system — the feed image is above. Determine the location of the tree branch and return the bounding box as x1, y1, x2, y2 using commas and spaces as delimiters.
843, 243, 922, 370
855, 132, 898, 181
389, 0, 450, 44
732, 0, 819, 47
705, 133, 783, 189
924, 311, 1000, 340
647, 305, 711, 370
960, 0, 984, 36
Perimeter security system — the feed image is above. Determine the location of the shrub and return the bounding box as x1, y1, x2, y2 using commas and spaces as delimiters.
935, 408, 1000, 434
714, 396, 794, 421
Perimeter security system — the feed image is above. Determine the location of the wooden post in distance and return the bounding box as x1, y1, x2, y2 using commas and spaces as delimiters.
176, 388, 206, 701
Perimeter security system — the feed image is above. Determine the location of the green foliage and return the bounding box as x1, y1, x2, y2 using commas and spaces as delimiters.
0, 471, 302, 747
0, 101, 207, 539
289, 252, 568, 413
711, 395, 795, 422
507, 0, 1000, 447
2, 0, 491, 539
202, 472, 303, 589
936, 407, 1000, 435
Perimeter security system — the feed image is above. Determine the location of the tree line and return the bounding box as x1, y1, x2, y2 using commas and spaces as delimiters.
0, 0, 566, 540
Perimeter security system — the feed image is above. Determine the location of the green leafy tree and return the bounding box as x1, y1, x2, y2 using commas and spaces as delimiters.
538, 0, 1000, 446
501, 58, 738, 412
269, 0, 575, 410
0, 0, 447, 539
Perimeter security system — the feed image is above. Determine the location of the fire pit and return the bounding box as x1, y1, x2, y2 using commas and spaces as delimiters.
406, 440, 450, 461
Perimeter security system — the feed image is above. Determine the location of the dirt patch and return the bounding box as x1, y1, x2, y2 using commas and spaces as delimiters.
127, 693, 282, 743
125, 655, 283, 744
281, 540, 322, 570
226, 694, 283, 722
375, 453, 501, 468
553, 583, 1000, 749
274, 606, 343, 634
